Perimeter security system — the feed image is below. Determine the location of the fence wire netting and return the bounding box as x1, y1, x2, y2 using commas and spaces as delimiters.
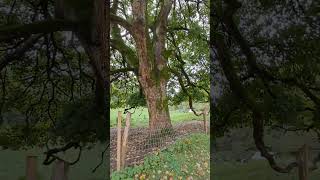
110, 116, 209, 172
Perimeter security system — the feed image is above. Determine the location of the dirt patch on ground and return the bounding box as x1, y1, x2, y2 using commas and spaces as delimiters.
110, 120, 208, 172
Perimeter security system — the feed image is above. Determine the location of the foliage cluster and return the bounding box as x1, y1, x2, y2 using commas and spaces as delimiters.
212, 0, 320, 138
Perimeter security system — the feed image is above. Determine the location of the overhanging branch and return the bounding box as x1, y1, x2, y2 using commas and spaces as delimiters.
110, 14, 133, 35
0, 34, 43, 71
169, 67, 205, 116
0, 19, 76, 42
111, 67, 136, 75
43, 141, 81, 165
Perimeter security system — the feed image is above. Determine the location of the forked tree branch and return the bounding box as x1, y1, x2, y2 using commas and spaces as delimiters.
110, 14, 133, 35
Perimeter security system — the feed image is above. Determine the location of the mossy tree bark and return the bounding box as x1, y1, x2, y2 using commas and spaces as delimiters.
111, 0, 173, 130
132, 0, 172, 130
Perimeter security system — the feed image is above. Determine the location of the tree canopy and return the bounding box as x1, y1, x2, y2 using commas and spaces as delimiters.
211, 0, 320, 173
0, 1, 110, 169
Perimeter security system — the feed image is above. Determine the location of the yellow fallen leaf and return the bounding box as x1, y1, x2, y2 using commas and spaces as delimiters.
139, 174, 146, 180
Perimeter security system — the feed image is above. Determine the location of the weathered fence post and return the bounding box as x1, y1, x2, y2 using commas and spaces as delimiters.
203, 107, 208, 134
26, 156, 37, 180
116, 111, 122, 171
297, 144, 309, 180
51, 160, 69, 180
121, 112, 131, 168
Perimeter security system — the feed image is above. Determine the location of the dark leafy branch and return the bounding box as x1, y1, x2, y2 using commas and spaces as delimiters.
43, 141, 81, 165
0, 19, 76, 42
168, 31, 210, 95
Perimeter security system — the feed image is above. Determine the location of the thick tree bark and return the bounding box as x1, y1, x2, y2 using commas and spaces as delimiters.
66, 0, 109, 139
140, 73, 171, 130
56, 0, 109, 118
111, 0, 172, 130
133, 21, 172, 130
130, 0, 172, 130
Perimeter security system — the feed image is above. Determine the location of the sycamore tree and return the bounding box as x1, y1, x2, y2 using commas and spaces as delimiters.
110, 0, 209, 130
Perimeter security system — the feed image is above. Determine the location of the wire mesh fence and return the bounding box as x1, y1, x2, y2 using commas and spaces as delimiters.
110, 111, 209, 172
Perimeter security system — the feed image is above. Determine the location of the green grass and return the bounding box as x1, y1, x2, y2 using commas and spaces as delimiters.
213, 160, 320, 180
111, 133, 210, 180
0, 144, 108, 180
110, 107, 208, 128
214, 127, 320, 180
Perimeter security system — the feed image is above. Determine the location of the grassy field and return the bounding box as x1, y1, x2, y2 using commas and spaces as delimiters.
213, 160, 320, 180
214, 127, 320, 180
110, 105, 208, 128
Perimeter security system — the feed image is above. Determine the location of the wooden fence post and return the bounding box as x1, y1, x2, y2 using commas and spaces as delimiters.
297, 144, 309, 180
202, 109, 208, 134
121, 112, 131, 168
116, 111, 122, 171
51, 160, 69, 180
26, 156, 37, 180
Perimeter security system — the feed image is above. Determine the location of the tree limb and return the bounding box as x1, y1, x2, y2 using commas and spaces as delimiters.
110, 67, 136, 75
154, 0, 173, 35
0, 19, 76, 42
43, 141, 80, 165
0, 34, 43, 71
222, 0, 320, 108
110, 39, 139, 68
110, 14, 133, 35
169, 67, 204, 116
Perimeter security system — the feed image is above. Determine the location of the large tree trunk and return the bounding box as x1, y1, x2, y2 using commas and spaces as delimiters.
54, 0, 109, 142
134, 27, 172, 130
131, 0, 172, 130
111, 0, 172, 130
139, 72, 171, 130
54, 0, 109, 117
80, 0, 109, 141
